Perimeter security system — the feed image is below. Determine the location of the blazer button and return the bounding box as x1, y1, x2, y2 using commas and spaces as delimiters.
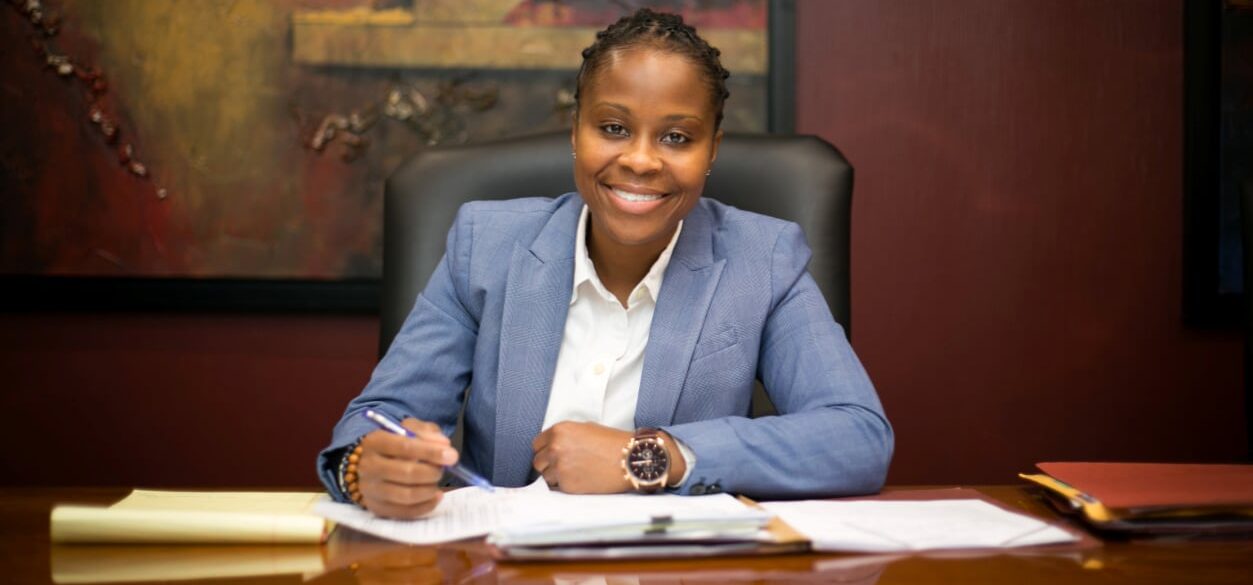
707, 481, 722, 494
690, 482, 706, 496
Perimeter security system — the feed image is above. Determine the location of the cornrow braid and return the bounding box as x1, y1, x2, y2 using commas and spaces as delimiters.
575, 8, 732, 129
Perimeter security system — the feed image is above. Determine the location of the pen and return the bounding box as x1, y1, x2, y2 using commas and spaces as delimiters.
361, 409, 495, 492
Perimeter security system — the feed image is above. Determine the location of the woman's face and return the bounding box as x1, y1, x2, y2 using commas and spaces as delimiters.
572, 48, 721, 260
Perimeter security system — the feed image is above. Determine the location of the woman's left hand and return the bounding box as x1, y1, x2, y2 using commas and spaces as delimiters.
531, 421, 633, 493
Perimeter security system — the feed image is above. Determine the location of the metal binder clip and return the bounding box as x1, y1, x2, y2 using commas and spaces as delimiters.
644, 515, 674, 535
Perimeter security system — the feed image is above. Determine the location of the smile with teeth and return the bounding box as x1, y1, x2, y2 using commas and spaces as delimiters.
611, 187, 665, 202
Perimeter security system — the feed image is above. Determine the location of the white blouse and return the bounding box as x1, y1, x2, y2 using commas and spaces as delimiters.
540, 205, 694, 481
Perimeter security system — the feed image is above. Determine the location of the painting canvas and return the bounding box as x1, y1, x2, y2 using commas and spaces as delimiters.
0, 0, 773, 308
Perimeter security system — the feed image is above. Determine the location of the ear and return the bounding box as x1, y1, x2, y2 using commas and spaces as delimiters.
570, 112, 578, 153
709, 128, 723, 166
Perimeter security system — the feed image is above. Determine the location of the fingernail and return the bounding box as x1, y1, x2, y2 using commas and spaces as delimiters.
442, 448, 456, 463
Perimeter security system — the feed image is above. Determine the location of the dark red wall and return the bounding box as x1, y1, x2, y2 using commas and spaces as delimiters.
798, 0, 1245, 484
0, 0, 1245, 487
0, 313, 376, 487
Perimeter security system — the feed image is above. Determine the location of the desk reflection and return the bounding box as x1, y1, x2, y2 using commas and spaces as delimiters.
50, 530, 891, 585
321, 526, 899, 585
46, 534, 1253, 585
322, 527, 488, 585
45, 537, 1092, 585
46, 528, 1132, 585
48, 528, 485, 585
319, 535, 1128, 585
50, 543, 326, 583
498, 553, 894, 585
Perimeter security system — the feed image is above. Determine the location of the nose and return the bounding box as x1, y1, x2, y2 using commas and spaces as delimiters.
617, 136, 663, 176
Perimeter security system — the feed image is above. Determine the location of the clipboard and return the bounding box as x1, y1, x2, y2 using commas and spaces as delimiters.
487, 495, 807, 560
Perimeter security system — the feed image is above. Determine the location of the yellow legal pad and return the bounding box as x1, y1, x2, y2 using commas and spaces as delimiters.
51, 490, 330, 544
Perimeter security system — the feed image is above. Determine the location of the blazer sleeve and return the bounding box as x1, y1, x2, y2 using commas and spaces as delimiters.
662, 223, 894, 499
315, 205, 480, 501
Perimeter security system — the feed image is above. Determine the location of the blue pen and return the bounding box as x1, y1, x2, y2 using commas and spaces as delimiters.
361, 409, 495, 492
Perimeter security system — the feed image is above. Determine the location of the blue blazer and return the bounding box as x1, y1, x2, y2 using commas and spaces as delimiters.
319, 194, 893, 499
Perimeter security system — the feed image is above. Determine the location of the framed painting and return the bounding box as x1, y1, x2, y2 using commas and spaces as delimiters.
1184, 0, 1253, 327
1, 0, 795, 311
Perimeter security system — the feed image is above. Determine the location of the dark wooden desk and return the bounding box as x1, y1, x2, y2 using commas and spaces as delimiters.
4, 486, 1251, 584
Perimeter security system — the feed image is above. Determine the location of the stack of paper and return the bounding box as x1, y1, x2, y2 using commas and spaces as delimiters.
1020, 461, 1253, 535
51, 490, 330, 544
314, 479, 775, 557
317, 481, 1083, 557
491, 489, 771, 547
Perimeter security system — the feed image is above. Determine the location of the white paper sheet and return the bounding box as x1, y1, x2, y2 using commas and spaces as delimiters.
315, 479, 767, 546
759, 499, 1077, 552
315, 482, 538, 545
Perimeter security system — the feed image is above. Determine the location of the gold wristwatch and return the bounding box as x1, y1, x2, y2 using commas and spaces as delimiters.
622, 428, 670, 494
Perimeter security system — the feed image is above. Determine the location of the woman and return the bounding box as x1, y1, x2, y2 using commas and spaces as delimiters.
319, 8, 892, 519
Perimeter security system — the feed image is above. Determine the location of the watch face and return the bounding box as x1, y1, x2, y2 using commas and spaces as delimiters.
628, 439, 669, 482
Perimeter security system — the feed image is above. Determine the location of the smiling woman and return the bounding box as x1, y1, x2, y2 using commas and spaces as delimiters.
573, 47, 720, 303
318, 8, 892, 519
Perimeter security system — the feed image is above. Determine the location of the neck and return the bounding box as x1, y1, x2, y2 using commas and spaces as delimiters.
586, 226, 673, 306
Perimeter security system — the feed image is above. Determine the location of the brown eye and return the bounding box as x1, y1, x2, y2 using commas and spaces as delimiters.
601, 123, 628, 137
660, 132, 689, 145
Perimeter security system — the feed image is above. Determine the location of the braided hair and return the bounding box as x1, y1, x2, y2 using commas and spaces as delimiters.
575, 8, 731, 129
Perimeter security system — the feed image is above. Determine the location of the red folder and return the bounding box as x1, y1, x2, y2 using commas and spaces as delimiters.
1023, 462, 1253, 535
1036, 462, 1253, 514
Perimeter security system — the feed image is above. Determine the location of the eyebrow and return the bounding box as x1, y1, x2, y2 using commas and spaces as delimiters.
596, 102, 704, 124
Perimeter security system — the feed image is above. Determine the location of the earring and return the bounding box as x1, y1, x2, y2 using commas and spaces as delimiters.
572, 152, 577, 159
705, 169, 712, 177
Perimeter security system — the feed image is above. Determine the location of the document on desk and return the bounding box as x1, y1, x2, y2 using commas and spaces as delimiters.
315, 482, 533, 545
51, 490, 329, 544
759, 499, 1078, 552
314, 479, 771, 546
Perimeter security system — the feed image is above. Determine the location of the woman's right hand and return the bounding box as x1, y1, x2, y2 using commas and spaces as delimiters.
356, 418, 458, 519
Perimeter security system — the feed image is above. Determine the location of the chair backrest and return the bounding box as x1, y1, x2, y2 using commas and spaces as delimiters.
381, 131, 855, 363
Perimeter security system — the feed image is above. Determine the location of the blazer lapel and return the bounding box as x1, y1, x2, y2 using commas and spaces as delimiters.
636, 203, 725, 429
492, 197, 580, 486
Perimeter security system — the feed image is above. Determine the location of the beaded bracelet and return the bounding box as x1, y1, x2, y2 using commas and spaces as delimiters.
336, 441, 365, 505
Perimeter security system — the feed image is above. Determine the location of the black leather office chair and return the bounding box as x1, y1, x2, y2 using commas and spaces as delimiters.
380, 131, 854, 419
